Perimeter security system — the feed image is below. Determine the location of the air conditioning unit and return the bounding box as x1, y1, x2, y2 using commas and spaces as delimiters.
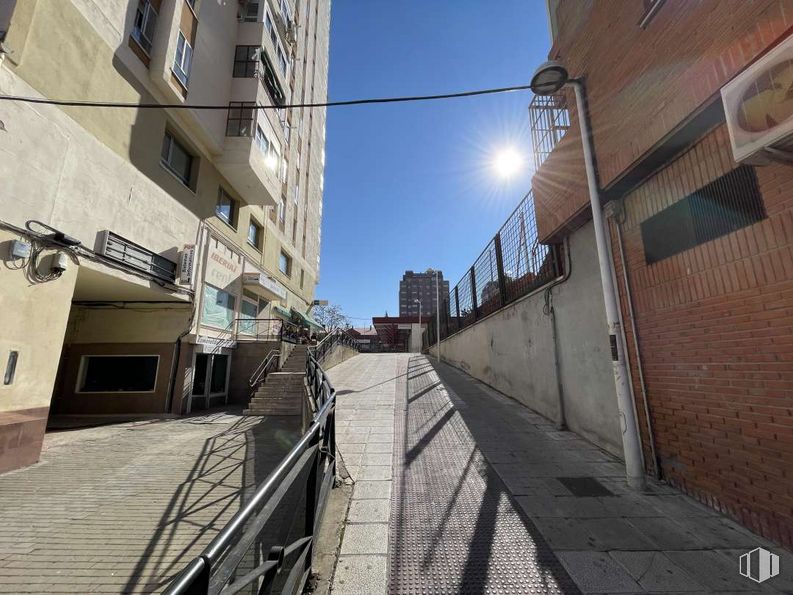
722, 33, 793, 165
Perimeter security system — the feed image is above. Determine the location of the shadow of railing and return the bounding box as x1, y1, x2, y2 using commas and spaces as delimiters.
121, 413, 301, 593
391, 356, 580, 595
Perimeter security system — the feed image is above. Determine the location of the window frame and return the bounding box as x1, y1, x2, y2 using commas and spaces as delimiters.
233, 45, 259, 78
132, 0, 158, 54
76, 355, 160, 394
639, 0, 666, 28
161, 130, 195, 187
173, 31, 193, 87
215, 187, 237, 228
247, 219, 263, 250
279, 250, 291, 276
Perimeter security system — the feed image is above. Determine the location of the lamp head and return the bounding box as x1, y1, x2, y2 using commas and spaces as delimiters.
530, 61, 569, 95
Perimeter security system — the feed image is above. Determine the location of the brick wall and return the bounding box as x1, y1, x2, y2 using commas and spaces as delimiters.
533, 0, 793, 241
610, 124, 793, 548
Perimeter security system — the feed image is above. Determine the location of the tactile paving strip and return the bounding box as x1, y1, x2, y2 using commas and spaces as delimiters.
388, 356, 580, 594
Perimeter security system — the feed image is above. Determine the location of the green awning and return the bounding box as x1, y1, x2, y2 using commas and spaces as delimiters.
292, 308, 324, 331
272, 305, 292, 321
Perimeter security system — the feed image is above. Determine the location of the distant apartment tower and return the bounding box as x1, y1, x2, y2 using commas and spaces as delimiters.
399, 270, 449, 317
0, 0, 330, 474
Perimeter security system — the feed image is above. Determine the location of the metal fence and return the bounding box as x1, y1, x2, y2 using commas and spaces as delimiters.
164, 350, 338, 595
528, 93, 570, 173
426, 190, 563, 346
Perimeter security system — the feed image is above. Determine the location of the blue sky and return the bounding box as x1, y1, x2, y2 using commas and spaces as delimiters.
315, 1, 551, 324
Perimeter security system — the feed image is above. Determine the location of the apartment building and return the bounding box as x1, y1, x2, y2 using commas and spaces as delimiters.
533, 0, 793, 548
399, 269, 449, 317
0, 0, 330, 473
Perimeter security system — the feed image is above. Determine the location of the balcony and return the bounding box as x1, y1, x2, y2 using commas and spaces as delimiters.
236, 21, 289, 100
528, 93, 570, 172
216, 103, 281, 208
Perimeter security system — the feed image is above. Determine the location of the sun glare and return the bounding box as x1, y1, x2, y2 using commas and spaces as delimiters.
492, 148, 523, 179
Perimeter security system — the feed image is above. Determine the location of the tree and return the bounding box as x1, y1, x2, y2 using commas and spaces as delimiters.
312, 303, 350, 331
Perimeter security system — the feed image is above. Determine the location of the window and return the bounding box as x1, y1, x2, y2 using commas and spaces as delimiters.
641, 166, 766, 264
77, 355, 159, 393
279, 156, 288, 183
239, 298, 258, 335
132, 0, 157, 54
161, 131, 194, 186
279, 0, 291, 26
278, 195, 287, 223
293, 182, 299, 204
254, 125, 270, 154
279, 250, 291, 276
265, 11, 276, 42
639, 0, 666, 28
248, 219, 262, 250
216, 187, 236, 227
201, 284, 236, 328
238, 0, 259, 22
226, 101, 256, 136
276, 45, 288, 76
233, 45, 259, 78
300, 269, 305, 289
173, 31, 193, 87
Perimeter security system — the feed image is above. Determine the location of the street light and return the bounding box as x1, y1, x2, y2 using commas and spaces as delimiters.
530, 61, 646, 491
435, 270, 440, 363
414, 298, 422, 353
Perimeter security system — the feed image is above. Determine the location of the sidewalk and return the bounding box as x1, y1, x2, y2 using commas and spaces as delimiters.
329, 354, 793, 594
0, 410, 301, 593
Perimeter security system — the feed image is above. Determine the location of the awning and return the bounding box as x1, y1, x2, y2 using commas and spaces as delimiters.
272, 305, 292, 321
292, 308, 324, 331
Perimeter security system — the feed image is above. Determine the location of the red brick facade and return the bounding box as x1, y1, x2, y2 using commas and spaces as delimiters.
534, 0, 793, 241
610, 125, 793, 548
534, 1, 793, 548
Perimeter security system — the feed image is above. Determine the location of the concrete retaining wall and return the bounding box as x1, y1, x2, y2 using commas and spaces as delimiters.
319, 344, 358, 371
429, 221, 623, 458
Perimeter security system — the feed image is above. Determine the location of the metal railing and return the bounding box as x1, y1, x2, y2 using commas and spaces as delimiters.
426, 190, 564, 347
233, 318, 303, 344
164, 351, 337, 595
528, 93, 570, 173
248, 349, 280, 389
311, 329, 361, 364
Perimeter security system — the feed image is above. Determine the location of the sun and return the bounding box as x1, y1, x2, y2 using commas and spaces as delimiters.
491, 147, 523, 179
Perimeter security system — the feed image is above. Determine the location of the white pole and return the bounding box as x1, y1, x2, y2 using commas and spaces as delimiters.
436, 270, 441, 362
571, 80, 645, 491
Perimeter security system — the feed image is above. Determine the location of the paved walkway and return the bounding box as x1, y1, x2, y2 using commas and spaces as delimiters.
0, 410, 301, 593
329, 354, 793, 594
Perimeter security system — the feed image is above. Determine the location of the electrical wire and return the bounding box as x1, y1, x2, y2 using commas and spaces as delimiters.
0, 84, 533, 111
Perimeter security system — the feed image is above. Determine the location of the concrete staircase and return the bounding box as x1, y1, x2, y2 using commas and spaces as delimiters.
244, 345, 309, 416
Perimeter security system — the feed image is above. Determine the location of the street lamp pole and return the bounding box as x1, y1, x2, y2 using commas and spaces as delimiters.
435, 269, 441, 362
414, 298, 421, 352
531, 62, 646, 491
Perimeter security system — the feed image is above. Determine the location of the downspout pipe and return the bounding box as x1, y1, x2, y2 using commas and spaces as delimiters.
609, 202, 660, 480
543, 239, 572, 431
570, 78, 646, 490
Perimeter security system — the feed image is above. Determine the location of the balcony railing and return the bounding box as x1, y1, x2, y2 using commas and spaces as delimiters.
528, 93, 570, 173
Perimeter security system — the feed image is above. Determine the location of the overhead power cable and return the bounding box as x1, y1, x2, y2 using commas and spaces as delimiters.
0, 84, 533, 111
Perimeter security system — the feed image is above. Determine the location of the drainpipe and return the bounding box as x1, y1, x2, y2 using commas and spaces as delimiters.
606, 201, 660, 480
543, 239, 572, 431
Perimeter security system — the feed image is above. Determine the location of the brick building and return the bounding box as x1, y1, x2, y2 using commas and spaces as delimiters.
533, 1, 793, 548
399, 269, 449, 318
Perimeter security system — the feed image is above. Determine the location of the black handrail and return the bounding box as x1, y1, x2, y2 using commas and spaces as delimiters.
311, 329, 360, 363
163, 351, 337, 595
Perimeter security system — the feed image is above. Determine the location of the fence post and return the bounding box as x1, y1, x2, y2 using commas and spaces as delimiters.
454, 287, 461, 332
470, 267, 478, 321
494, 233, 508, 307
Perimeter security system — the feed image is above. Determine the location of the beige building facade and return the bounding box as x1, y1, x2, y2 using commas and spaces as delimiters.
0, 0, 330, 473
